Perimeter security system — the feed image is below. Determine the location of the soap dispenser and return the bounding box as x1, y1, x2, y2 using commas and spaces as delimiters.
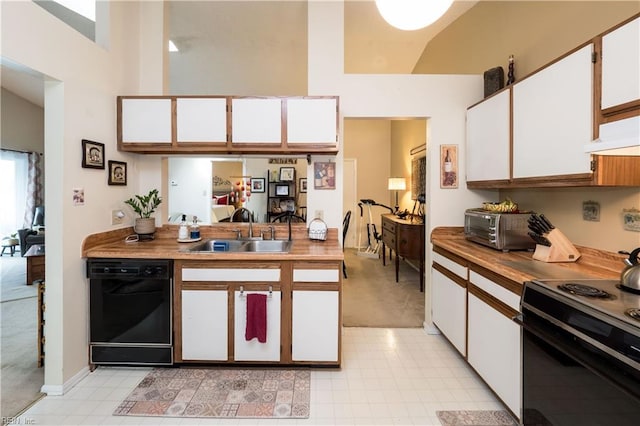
190, 216, 200, 240
178, 214, 189, 240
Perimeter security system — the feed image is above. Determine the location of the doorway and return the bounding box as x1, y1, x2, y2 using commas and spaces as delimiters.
0, 68, 46, 417
341, 118, 426, 327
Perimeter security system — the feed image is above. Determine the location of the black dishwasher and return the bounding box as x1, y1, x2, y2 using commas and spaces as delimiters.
87, 258, 173, 365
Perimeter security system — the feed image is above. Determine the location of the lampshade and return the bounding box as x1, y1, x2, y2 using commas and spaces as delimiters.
388, 177, 407, 191
375, 0, 454, 31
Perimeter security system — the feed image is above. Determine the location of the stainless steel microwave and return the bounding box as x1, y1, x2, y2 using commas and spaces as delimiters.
464, 208, 535, 252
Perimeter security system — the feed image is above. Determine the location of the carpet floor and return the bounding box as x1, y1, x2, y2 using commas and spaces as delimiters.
436, 410, 517, 425
114, 367, 310, 419
342, 248, 425, 327
0, 254, 43, 418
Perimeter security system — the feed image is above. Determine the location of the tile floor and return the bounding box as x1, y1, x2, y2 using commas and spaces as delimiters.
13, 328, 506, 425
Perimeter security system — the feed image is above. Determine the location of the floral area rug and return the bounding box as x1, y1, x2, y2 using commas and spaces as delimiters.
114, 367, 310, 419
437, 410, 517, 426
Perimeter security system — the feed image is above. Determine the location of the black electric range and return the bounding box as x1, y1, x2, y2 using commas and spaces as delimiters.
518, 278, 640, 425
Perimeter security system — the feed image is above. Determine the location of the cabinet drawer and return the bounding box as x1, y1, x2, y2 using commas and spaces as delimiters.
469, 270, 520, 311
382, 230, 395, 247
182, 268, 280, 282
382, 218, 396, 233
432, 252, 467, 280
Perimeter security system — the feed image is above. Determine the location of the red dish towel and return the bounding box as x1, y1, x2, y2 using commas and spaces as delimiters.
245, 293, 267, 343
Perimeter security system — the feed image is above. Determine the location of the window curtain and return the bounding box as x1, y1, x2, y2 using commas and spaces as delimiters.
23, 152, 44, 227
0, 149, 29, 236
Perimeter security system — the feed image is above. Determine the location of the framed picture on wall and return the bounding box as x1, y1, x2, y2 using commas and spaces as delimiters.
108, 160, 127, 186
250, 178, 265, 193
314, 162, 335, 190
299, 178, 307, 193
440, 145, 458, 189
81, 139, 105, 169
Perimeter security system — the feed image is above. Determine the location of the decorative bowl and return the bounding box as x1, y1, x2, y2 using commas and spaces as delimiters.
482, 202, 518, 213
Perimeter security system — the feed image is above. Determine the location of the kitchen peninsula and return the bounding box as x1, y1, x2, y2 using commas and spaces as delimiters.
82, 223, 343, 366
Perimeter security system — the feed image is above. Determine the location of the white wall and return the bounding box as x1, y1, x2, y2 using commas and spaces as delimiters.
167, 157, 212, 223
306, 1, 495, 329
1, 88, 45, 153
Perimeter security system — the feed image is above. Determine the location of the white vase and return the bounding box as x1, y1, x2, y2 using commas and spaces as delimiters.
134, 217, 156, 235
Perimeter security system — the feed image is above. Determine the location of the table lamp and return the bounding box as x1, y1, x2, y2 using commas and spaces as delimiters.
388, 177, 406, 213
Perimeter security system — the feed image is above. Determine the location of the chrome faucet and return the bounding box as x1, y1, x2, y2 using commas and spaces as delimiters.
231, 207, 254, 239
261, 225, 275, 240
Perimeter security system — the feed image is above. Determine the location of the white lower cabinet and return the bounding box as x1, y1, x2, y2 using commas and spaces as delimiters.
467, 292, 521, 418
432, 268, 467, 356
431, 251, 468, 356
234, 290, 281, 361
292, 290, 339, 362
181, 290, 228, 361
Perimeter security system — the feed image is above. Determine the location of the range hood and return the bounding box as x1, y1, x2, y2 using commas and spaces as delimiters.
585, 115, 640, 156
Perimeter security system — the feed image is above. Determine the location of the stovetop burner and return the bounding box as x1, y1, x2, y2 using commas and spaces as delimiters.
557, 283, 612, 299
625, 308, 640, 322
529, 279, 639, 329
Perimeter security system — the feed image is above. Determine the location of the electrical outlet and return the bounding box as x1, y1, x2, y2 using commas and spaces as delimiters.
111, 210, 125, 225
315, 210, 324, 220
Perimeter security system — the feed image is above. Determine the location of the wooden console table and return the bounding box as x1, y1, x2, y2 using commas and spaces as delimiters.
381, 214, 425, 292
25, 244, 45, 285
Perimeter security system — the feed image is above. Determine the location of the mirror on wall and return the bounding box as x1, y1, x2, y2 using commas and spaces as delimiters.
165, 156, 308, 224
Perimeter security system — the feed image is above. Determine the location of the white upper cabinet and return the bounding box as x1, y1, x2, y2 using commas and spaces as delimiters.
466, 90, 511, 182
176, 98, 227, 143
287, 98, 338, 144
231, 98, 282, 144
601, 17, 640, 109
121, 98, 172, 143
512, 44, 593, 178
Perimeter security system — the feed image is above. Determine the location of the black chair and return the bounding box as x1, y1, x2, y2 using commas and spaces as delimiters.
270, 212, 306, 223
342, 210, 351, 278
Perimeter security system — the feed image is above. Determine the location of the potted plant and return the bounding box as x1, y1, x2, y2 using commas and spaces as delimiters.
124, 189, 162, 235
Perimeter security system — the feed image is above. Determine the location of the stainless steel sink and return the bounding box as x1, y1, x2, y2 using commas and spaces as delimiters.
245, 240, 292, 252
188, 239, 291, 253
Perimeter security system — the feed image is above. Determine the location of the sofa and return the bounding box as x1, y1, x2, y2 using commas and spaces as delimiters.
18, 205, 45, 255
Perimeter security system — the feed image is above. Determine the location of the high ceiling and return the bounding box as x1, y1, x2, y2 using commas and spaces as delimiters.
2, 0, 477, 106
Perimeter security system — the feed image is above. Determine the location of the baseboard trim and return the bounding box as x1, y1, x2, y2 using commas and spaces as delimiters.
40, 366, 90, 395
423, 321, 441, 335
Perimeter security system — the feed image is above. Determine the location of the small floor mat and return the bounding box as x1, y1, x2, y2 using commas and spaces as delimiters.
114, 367, 310, 419
437, 410, 517, 426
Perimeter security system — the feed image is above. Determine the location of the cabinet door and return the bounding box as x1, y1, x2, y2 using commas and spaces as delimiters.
292, 290, 339, 362
466, 90, 511, 182
431, 268, 466, 356
231, 98, 282, 143
602, 17, 640, 109
176, 97, 227, 143
121, 98, 172, 143
181, 290, 228, 361
234, 290, 281, 362
287, 98, 338, 144
468, 293, 521, 418
512, 45, 593, 178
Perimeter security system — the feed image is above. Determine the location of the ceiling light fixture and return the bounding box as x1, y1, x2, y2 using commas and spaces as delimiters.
375, 0, 454, 31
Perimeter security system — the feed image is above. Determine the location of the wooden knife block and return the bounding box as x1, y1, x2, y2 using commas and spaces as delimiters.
532, 228, 581, 263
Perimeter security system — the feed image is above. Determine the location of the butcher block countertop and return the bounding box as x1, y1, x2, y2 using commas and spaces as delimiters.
431, 227, 625, 285
82, 223, 343, 261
